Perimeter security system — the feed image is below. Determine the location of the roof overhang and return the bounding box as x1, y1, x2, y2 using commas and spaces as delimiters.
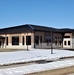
0, 36, 5, 39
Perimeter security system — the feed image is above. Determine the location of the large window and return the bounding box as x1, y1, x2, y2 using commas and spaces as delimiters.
26, 36, 31, 45
22, 36, 25, 45
35, 36, 39, 45
59, 41, 61, 45
55, 37, 57, 40
6, 37, 8, 45
55, 41, 57, 45
46, 36, 51, 43
68, 41, 70, 45
12, 36, 19, 45
64, 41, 66, 45
40, 36, 42, 43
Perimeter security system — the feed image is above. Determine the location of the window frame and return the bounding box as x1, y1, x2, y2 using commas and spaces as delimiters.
6, 37, 8, 45
22, 36, 25, 45
26, 36, 31, 45
64, 41, 66, 45
12, 36, 19, 45
68, 41, 70, 45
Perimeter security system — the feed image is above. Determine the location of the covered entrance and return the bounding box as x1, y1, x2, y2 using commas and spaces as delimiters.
0, 36, 5, 48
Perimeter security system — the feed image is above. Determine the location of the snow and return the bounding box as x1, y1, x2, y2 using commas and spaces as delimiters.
0, 49, 74, 75
68, 74, 74, 75
0, 49, 74, 65
0, 59, 74, 75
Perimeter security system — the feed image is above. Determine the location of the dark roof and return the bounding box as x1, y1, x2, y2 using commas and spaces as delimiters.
60, 28, 74, 33
30, 25, 62, 33
0, 24, 62, 34
0, 24, 70, 34
30, 25, 51, 31
0, 24, 33, 34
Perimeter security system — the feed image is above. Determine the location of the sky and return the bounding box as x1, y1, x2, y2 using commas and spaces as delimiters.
0, 0, 74, 28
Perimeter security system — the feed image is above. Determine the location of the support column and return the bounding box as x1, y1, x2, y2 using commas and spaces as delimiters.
4, 35, 6, 48
31, 32, 35, 48
19, 34, 22, 46
9, 35, 12, 46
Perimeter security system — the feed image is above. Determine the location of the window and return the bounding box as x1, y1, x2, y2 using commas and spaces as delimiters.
55, 41, 57, 45
35, 36, 39, 45
40, 36, 42, 43
60, 37, 61, 39
46, 36, 51, 43
26, 36, 31, 45
6, 37, 8, 45
12, 36, 19, 45
22, 36, 24, 45
59, 41, 61, 45
68, 41, 70, 45
58, 37, 59, 39
64, 41, 66, 45
55, 37, 57, 39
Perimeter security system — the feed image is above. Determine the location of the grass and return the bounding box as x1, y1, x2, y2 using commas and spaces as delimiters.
0, 48, 26, 52
26, 66, 74, 75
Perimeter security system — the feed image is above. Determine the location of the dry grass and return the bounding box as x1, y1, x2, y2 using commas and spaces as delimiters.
26, 66, 74, 75
0, 48, 26, 52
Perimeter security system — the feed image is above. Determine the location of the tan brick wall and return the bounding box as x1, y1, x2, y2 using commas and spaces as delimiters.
0, 32, 32, 44
35, 31, 44, 43
53, 33, 62, 46
31, 32, 34, 43
0, 31, 63, 48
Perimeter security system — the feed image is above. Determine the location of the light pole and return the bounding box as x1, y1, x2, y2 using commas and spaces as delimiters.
51, 27, 53, 54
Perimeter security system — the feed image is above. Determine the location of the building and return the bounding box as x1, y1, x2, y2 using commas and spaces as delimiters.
0, 24, 73, 49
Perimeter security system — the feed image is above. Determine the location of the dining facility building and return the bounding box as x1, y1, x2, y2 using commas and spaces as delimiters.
0, 24, 74, 49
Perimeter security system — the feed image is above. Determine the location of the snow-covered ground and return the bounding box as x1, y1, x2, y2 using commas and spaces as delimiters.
0, 49, 74, 65
68, 74, 74, 75
0, 59, 74, 75
0, 49, 74, 75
